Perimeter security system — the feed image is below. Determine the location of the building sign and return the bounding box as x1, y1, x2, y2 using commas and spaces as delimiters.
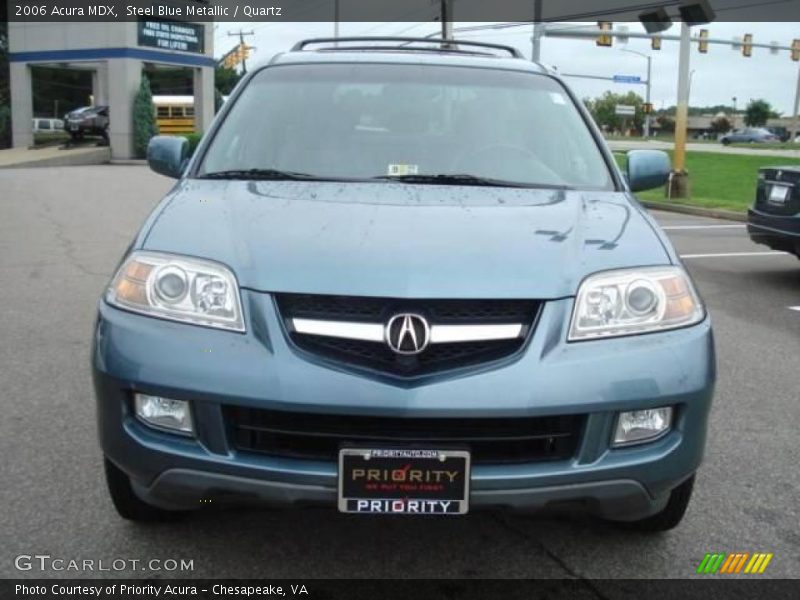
138, 20, 205, 54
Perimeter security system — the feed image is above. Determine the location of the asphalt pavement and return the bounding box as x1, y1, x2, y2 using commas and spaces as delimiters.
0, 166, 798, 585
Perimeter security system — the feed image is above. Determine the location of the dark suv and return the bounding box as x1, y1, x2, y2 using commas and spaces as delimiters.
64, 105, 109, 141
748, 166, 800, 257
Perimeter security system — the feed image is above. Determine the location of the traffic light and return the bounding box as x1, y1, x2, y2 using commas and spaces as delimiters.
698, 29, 709, 53
792, 39, 800, 61
596, 22, 613, 47
221, 44, 246, 69
651, 36, 662, 51
742, 33, 753, 57
642, 103, 654, 114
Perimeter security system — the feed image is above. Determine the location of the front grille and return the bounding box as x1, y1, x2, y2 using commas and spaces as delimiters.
276, 294, 541, 377
279, 294, 539, 323
226, 406, 584, 465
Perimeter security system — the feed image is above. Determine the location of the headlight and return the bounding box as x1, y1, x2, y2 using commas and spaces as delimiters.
106, 251, 244, 332
568, 266, 703, 341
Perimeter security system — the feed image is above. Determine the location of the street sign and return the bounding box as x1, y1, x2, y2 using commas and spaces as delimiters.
613, 75, 641, 83
615, 104, 636, 116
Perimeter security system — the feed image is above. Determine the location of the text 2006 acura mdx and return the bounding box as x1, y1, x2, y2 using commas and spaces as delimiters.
93, 38, 715, 531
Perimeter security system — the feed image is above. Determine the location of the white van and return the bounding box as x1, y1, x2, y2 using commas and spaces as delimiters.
32, 118, 65, 132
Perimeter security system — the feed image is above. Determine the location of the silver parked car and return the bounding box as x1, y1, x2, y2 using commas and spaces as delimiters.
720, 128, 779, 145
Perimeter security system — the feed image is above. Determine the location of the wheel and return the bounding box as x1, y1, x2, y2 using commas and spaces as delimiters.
104, 458, 187, 523
618, 475, 695, 532
721, 139, 730, 146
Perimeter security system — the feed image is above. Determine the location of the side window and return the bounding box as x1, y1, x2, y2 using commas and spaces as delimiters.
156, 106, 170, 118
185, 106, 195, 117
40, 120, 51, 130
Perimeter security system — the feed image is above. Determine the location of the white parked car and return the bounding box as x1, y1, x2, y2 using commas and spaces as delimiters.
32, 118, 65, 132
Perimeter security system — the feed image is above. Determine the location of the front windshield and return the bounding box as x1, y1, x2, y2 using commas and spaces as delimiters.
199, 63, 614, 189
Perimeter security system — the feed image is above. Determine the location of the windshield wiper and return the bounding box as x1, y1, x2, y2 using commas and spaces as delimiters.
371, 173, 571, 189
196, 168, 330, 181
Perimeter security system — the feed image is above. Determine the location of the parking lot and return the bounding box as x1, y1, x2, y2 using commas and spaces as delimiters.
0, 165, 798, 582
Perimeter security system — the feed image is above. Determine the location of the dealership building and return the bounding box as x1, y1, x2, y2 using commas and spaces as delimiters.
8, 20, 216, 159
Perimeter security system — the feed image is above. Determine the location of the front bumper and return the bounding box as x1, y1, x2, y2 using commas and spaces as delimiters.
93, 293, 715, 520
747, 208, 800, 256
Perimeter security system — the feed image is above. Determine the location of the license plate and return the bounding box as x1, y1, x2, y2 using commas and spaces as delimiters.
768, 184, 790, 205
338, 448, 470, 515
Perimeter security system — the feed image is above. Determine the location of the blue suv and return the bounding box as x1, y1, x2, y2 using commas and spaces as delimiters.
93, 38, 715, 531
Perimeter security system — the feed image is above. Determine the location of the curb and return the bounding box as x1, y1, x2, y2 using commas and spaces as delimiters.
110, 159, 148, 166
640, 200, 747, 223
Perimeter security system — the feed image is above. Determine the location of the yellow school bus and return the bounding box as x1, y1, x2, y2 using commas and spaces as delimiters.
153, 95, 195, 135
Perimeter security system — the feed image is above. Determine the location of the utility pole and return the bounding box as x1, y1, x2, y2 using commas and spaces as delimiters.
645, 54, 652, 137
440, 0, 452, 40
531, 0, 543, 62
621, 48, 652, 138
670, 21, 692, 198
228, 29, 255, 74
790, 64, 800, 143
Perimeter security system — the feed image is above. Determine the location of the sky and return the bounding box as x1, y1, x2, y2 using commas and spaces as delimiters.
213, 21, 800, 116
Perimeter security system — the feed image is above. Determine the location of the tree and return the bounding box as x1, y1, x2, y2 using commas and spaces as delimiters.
744, 99, 772, 127
215, 65, 242, 96
710, 115, 732, 134
585, 91, 645, 134
656, 115, 675, 133
0, 17, 11, 149
133, 76, 158, 158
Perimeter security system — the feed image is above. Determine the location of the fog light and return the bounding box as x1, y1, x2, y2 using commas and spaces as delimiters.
613, 407, 672, 446
134, 394, 193, 435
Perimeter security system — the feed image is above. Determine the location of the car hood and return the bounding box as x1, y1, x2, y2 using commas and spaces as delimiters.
140, 180, 671, 299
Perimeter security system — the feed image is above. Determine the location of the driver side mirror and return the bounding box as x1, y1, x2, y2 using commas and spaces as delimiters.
626, 150, 671, 192
147, 136, 189, 179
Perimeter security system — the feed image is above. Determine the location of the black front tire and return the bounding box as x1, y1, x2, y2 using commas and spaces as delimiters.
104, 458, 188, 523
618, 475, 695, 533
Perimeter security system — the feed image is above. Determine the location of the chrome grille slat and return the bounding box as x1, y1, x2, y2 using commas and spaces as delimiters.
276, 294, 541, 377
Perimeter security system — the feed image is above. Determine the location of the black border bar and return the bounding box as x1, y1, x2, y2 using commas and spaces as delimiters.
3, 579, 800, 600
5, 0, 800, 23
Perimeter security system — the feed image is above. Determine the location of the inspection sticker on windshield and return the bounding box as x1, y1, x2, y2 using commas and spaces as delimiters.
550, 92, 566, 105
388, 163, 419, 176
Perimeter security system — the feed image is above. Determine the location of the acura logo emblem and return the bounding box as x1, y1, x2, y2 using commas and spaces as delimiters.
386, 313, 430, 355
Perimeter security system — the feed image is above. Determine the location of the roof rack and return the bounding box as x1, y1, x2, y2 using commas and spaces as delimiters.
291, 37, 524, 59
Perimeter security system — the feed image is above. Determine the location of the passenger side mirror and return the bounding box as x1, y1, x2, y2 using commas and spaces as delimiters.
626, 149, 671, 192
147, 136, 189, 179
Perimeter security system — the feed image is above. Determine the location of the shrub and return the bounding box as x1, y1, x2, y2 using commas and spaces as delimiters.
182, 132, 203, 156
0, 104, 10, 149
132, 76, 158, 158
